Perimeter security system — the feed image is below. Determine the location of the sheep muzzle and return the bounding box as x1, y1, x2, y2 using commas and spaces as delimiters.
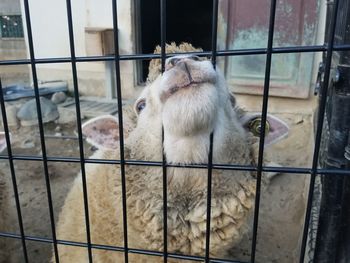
160, 56, 217, 103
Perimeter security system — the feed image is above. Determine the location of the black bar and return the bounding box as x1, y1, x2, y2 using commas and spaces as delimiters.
211, 0, 219, 68
0, 80, 29, 262
0, 153, 350, 175
313, 66, 350, 262
0, 1, 348, 262
205, 132, 214, 262
0, 231, 250, 263
65, 0, 93, 262
22, 1, 60, 262
250, 0, 277, 261
161, 128, 168, 263
205, 0, 219, 261
111, 1, 129, 262
160, 0, 167, 72
2, 44, 342, 66
160, 0, 168, 262
298, 0, 340, 261
4, 43, 350, 67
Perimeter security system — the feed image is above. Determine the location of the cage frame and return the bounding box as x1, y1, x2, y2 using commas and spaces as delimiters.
0, 0, 350, 262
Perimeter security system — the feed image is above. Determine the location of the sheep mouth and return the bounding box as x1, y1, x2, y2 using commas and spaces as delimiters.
161, 81, 208, 101
170, 81, 200, 93
160, 59, 217, 103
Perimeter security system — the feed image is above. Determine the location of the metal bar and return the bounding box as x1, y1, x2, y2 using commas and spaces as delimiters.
0, 80, 29, 262
205, 0, 219, 261
0, 231, 250, 263
160, 0, 167, 72
162, 128, 168, 263
211, 0, 219, 68
159, 0, 168, 261
250, 0, 277, 261
21, 1, 60, 262
0, 1, 348, 263
205, 132, 214, 262
298, 0, 340, 261
65, 0, 93, 261
313, 63, 350, 262
0, 153, 349, 175
111, 1, 129, 262
6, 43, 350, 67
8, 44, 350, 66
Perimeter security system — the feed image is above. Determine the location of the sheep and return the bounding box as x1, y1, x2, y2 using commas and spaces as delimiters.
54, 54, 288, 262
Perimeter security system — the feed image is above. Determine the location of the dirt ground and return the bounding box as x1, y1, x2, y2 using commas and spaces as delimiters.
0, 109, 314, 263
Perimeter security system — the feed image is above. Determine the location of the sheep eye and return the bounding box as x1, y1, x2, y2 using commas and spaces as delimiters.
136, 99, 146, 114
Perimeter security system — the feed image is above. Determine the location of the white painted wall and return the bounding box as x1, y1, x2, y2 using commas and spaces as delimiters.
19, 0, 136, 98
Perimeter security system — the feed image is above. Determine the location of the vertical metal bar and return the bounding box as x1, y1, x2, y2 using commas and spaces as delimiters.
160, 0, 168, 262
22, 1, 60, 262
162, 127, 168, 263
299, 0, 340, 261
205, 133, 214, 262
0, 80, 29, 262
211, 0, 219, 69
65, 1, 93, 262
160, 0, 167, 72
250, 0, 277, 261
205, 1, 218, 261
111, 1, 129, 262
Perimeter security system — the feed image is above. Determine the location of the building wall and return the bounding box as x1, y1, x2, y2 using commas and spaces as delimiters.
19, 0, 136, 99
0, 0, 22, 14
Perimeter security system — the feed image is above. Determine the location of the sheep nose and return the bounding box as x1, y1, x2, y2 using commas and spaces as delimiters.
165, 55, 200, 71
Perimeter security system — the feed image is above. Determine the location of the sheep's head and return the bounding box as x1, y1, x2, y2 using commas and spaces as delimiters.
136, 55, 227, 138
82, 55, 289, 164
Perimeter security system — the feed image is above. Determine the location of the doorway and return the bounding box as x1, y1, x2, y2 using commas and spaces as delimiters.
136, 0, 213, 82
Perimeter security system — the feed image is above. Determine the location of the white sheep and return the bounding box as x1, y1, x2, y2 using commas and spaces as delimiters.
54, 55, 287, 262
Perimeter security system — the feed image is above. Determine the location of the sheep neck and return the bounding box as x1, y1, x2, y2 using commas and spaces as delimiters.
163, 131, 213, 164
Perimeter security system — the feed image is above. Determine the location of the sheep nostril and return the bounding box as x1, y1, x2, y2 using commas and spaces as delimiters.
165, 57, 181, 71
170, 57, 181, 66
190, 55, 200, 61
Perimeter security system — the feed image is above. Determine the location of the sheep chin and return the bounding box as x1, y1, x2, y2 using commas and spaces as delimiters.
161, 82, 219, 138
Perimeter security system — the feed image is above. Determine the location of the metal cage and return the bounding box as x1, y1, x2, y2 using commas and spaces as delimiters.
0, 0, 350, 262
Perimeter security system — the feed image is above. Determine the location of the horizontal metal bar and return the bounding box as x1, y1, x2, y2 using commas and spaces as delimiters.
0, 232, 248, 263
3, 44, 350, 66
0, 154, 349, 175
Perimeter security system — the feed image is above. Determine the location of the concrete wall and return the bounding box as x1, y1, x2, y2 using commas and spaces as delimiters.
0, 0, 21, 15
19, 0, 136, 99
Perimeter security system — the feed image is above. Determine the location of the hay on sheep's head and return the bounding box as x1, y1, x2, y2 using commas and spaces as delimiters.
147, 42, 203, 82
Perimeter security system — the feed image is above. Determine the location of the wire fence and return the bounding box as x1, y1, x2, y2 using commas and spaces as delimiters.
0, 0, 350, 262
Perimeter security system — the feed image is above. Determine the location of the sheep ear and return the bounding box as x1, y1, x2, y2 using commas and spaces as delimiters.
240, 113, 289, 147
82, 115, 130, 150
0, 132, 8, 153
